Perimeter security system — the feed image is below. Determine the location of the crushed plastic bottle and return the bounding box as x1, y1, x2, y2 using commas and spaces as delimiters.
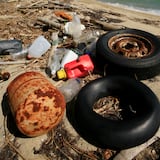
58, 78, 82, 103
47, 32, 62, 76
48, 48, 65, 76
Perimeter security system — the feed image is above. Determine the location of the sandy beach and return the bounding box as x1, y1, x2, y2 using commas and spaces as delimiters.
0, 0, 160, 159
79, 0, 160, 35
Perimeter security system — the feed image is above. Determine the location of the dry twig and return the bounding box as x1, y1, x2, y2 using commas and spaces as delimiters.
3, 117, 26, 160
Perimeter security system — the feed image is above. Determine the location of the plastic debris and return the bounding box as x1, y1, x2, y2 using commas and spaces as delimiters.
64, 13, 85, 42
58, 78, 82, 103
77, 30, 100, 45
48, 48, 65, 76
57, 54, 94, 79
28, 36, 51, 58
60, 49, 78, 68
54, 10, 73, 21
0, 39, 22, 55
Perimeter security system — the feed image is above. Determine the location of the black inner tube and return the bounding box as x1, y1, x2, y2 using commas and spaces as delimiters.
67, 76, 160, 150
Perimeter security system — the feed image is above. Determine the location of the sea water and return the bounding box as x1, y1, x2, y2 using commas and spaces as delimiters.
98, 0, 160, 15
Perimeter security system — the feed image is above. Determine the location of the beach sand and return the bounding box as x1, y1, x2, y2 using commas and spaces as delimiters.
79, 0, 160, 35
0, 0, 160, 159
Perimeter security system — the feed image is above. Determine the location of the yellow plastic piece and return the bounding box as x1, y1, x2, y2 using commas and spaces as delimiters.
57, 68, 67, 79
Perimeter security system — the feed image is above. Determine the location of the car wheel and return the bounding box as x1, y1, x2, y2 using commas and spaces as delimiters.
96, 29, 160, 80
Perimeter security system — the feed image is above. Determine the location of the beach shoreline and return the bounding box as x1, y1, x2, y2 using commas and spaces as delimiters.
77, 0, 160, 35
97, 0, 160, 16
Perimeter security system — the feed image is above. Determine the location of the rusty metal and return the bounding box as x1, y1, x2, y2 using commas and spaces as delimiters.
108, 33, 154, 59
7, 71, 66, 137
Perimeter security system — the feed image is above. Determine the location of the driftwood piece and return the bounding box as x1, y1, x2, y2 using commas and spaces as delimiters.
37, 17, 63, 30
0, 60, 30, 65
91, 19, 126, 31
0, 15, 17, 19
16, 0, 76, 10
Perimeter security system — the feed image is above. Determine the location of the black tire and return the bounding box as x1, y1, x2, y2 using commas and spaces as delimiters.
96, 29, 160, 80
69, 76, 160, 150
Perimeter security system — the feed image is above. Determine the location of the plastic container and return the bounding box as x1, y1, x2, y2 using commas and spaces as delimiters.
60, 49, 78, 68
49, 49, 61, 76
28, 36, 51, 58
64, 13, 85, 42
58, 78, 82, 103
48, 48, 66, 76
7, 71, 66, 137
47, 32, 61, 76
65, 54, 94, 78
57, 54, 94, 80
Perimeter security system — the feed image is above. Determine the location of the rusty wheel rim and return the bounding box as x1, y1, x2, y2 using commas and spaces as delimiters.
108, 33, 154, 59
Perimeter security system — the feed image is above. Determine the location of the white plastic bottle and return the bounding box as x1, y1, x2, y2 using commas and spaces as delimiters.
28, 35, 51, 58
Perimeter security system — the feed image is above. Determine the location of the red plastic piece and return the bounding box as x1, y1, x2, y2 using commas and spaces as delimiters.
64, 54, 94, 78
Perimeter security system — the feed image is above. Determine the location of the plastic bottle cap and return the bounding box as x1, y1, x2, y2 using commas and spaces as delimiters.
57, 69, 67, 79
